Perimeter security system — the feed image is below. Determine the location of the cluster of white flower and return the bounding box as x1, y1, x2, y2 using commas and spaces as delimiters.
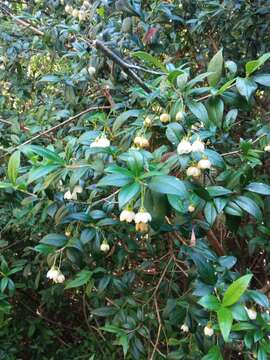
177, 138, 212, 178
181, 323, 189, 332
90, 135, 110, 148
177, 138, 205, 155
134, 136, 149, 148
64, 0, 90, 21
47, 267, 65, 284
120, 208, 152, 233
64, 185, 83, 201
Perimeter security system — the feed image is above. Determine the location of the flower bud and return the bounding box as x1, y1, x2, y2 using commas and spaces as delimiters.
197, 159, 211, 169
88, 66, 96, 76
264, 144, 270, 152
176, 73, 188, 90
188, 204, 195, 213
72, 8, 79, 17
134, 136, 149, 148
144, 116, 152, 127
186, 166, 201, 178
100, 242, 110, 252
204, 324, 214, 337
176, 111, 185, 121
160, 113, 171, 123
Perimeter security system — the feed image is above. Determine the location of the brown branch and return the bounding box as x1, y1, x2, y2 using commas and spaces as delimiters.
0, 2, 44, 36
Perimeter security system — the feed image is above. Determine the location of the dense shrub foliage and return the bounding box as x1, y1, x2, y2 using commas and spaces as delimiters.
1, 1, 270, 359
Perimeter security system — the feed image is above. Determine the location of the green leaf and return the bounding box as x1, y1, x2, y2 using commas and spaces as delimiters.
217, 307, 233, 342
254, 74, 270, 87
233, 195, 262, 221
198, 295, 221, 311
40, 233, 68, 247
24, 145, 65, 164
218, 256, 237, 269
207, 49, 223, 86
132, 51, 166, 71
245, 182, 270, 195
245, 52, 270, 76
149, 175, 187, 197
206, 186, 232, 197
91, 307, 117, 317
7, 151, 20, 184
28, 165, 61, 184
65, 270, 92, 289
118, 182, 140, 209
39, 74, 61, 83
222, 274, 252, 307
0, 182, 13, 189
98, 174, 134, 187
247, 290, 269, 308
204, 202, 217, 226
112, 110, 140, 132
207, 97, 224, 127
258, 347, 268, 360
202, 345, 223, 360
119, 335, 129, 358
188, 101, 209, 124
236, 77, 257, 101
166, 123, 184, 146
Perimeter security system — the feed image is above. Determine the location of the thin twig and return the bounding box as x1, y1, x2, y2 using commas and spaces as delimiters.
221, 133, 267, 157
1, 105, 111, 157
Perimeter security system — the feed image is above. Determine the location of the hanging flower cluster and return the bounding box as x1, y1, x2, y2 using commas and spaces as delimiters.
47, 267, 65, 284
64, 0, 90, 21
177, 138, 212, 178
120, 208, 152, 233
64, 185, 83, 201
90, 135, 110, 148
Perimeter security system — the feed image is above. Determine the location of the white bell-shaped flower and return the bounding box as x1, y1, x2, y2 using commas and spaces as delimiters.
264, 144, 270, 152
181, 323, 189, 332
88, 66, 96, 76
192, 139, 205, 153
134, 210, 152, 224
186, 166, 201, 177
245, 307, 257, 320
120, 209, 135, 223
64, 190, 73, 200
90, 136, 110, 148
46, 267, 60, 281
204, 324, 214, 337
197, 159, 212, 169
160, 113, 171, 123
177, 139, 192, 155
100, 242, 110, 252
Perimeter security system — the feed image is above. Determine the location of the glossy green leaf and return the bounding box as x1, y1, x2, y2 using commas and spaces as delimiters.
65, 270, 92, 289
198, 295, 221, 311
207, 49, 223, 86
245, 182, 270, 195
217, 307, 233, 342
222, 274, 252, 307
118, 182, 140, 209
149, 175, 187, 197
7, 151, 20, 184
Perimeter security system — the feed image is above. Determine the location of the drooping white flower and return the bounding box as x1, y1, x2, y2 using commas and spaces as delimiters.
88, 66, 96, 76
264, 144, 270, 152
90, 136, 110, 148
186, 166, 201, 177
64, 190, 73, 200
120, 209, 135, 223
100, 242, 110, 252
177, 139, 192, 155
72, 8, 79, 17
134, 210, 152, 224
73, 185, 83, 194
192, 139, 205, 153
47, 267, 60, 281
55, 273, 65, 284
197, 159, 212, 170
176, 111, 185, 121
83, 0, 90, 6
65, 4, 72, 13
134, 136, 149, 148
144, 116, 152, 127
204, 324, 214, 337
188, 204, 195, 213
160, 113, 171, 123
245, 307, 257, 320
78, 10, 87, 21
181, 324, 189, 332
